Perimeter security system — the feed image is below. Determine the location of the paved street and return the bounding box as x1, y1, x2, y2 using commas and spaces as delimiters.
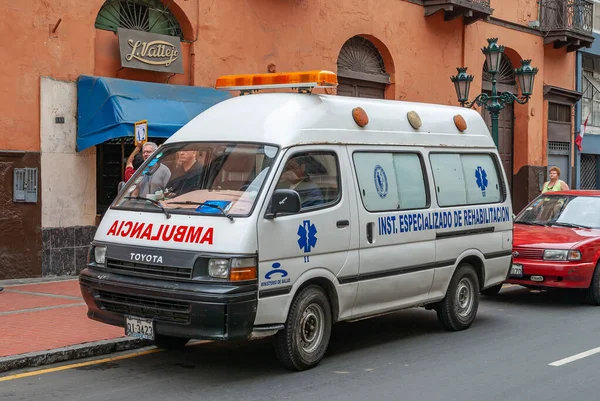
1, 285, 599, 401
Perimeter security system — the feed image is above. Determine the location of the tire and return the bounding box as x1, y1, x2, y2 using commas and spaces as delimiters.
153, 334, 190, 349
436, 263, 480, 331
586, 263, 600, 306
274, 285, 332, 371
481, 283, 503, 296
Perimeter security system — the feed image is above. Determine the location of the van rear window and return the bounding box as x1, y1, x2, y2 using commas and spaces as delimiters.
429, 153, 503, 207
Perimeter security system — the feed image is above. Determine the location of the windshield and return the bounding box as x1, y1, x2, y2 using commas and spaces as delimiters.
515, 195, 600, 228
113, 142, 279, 217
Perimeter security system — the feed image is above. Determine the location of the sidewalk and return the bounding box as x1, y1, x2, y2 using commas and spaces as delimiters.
0, 277, 149, 373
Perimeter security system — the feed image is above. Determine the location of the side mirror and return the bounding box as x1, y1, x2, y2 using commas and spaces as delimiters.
266, 189, 301, 219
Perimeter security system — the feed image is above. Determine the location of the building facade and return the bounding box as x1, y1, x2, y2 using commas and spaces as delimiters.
0, 0, 590, 279
576, 1, 600, 189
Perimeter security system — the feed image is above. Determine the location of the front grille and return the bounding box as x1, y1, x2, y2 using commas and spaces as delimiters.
514, 247, 544, 259
106, 258, 192, 280
96, 290, 190, 324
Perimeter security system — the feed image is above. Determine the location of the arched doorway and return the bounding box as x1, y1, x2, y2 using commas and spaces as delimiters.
336, 36, 390, 99
93, 0, 186, 215
481, 54, 516, 192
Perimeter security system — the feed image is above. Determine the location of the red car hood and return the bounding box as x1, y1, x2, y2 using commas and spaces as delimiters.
513, 223, 600, 249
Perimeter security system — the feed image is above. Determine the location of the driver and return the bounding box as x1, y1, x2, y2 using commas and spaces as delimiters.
277, 155, 324, 208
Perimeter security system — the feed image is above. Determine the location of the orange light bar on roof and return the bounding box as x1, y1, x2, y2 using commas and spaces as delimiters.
215, 70, 338, 92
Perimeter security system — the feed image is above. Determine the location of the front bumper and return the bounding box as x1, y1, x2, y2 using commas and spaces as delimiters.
79, 266, 258, 341
506, 259, 596, 289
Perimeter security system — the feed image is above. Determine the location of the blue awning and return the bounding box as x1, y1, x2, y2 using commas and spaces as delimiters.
76, 75, 231, 151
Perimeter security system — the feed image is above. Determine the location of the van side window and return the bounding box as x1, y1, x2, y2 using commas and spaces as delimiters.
276, 152, 340, 210
429, 153, 502, 207
353, 152, 428, 212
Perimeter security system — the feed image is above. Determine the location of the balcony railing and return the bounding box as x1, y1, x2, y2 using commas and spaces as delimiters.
423, 0, 493, 25
539, 0, 595, 51
540, 0, 593, 34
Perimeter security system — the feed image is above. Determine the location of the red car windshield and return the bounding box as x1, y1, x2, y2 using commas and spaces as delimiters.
515, 195, 600, 229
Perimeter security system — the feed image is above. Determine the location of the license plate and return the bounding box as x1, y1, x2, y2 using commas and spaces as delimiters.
125, 315, 154, 340
510, 263, 523, 278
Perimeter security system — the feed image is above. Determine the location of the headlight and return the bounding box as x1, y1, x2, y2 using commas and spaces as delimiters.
94, 246, 107, 265
208, 259, 230, 279
543, 249, 581, 261
207, 257, 257, 281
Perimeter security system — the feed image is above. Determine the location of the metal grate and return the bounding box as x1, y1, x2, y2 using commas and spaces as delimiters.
95, 0, 183, 39
13, 168, 38, 203
483, 53, 516, 86
581, 154, 597, 189
513, 247, 544, 260
548, 141, 571, 155
337, 36, 388, 76
540, 0, 594, 34
106, 258, 193, 280
96, 290, 190, 324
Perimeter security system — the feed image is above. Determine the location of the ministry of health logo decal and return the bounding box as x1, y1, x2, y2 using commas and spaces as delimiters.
374, 165, 388, 199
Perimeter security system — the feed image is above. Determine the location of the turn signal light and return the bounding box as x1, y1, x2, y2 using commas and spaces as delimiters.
230, 266, 257, 281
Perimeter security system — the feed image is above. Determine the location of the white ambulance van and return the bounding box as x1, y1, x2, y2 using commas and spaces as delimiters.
80, 70, 513, 371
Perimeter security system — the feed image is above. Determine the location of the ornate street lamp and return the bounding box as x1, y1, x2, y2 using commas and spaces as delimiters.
450, 38, 539, 147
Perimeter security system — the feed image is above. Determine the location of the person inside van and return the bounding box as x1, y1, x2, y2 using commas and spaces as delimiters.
542, 166, 569, 193
165, 150, 204, 196
277, 155, 324, 208
132, 142, 172, 197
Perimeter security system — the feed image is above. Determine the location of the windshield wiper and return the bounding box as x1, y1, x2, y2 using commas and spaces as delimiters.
515, 221, 547, 226
550, 222, 591, 229
124, 196, 171, 219
167, 201, 234, 222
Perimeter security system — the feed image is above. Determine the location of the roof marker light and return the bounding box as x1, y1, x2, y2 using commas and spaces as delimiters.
407, 111, 422, 130
215, 70, 338, 94
352, 107, 369, 127
454, 114, 467, 132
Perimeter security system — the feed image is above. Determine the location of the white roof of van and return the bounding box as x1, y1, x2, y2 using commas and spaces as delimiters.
168, 93, 495, 149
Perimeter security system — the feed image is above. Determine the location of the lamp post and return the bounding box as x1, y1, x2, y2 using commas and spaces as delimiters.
450, 38, 538, 147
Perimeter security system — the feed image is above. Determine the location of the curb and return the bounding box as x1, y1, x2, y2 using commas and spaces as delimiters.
0, 337, 152, 374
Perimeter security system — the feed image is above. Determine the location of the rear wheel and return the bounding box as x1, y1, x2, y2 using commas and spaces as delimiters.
153, 334, 190, 349
437, 263, 480, 331
481, 283, 503, 296
586, 263, 600, 306
274, 285, 332, 371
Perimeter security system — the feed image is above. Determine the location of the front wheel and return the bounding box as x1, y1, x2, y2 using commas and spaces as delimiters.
586, 263, 600, 306
274, 285, 332, 371
437, 263, 480, 331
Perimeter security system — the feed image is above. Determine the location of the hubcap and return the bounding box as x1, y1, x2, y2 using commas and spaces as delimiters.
455, 278, 474, 318
299, 303, 325, 354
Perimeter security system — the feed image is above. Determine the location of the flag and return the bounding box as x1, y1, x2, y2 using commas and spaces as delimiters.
576, 113, 590, 152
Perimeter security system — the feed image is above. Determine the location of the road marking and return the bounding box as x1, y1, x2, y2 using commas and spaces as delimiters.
549, 346, 600, 367
0, 303, 85, 316
3, 289, 82, 300
0, 349, 161, 382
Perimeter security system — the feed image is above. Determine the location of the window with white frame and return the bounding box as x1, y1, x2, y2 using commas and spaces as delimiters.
594, 0, 600, 33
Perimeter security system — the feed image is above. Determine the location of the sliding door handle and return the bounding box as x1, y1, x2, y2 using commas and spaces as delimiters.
366, 222, 374, 244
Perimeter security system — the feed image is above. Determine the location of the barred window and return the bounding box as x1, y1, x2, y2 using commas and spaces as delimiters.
548, 103, 571, 123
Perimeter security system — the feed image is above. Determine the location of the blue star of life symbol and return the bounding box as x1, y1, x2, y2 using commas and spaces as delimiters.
475, 166, 488, 197
297, 220, 318, 253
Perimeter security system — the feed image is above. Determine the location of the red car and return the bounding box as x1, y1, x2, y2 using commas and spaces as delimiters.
493, 190, 600, 304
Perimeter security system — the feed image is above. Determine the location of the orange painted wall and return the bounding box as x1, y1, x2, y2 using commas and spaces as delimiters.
0, 0, 577, 164
490, 0, 539, 25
